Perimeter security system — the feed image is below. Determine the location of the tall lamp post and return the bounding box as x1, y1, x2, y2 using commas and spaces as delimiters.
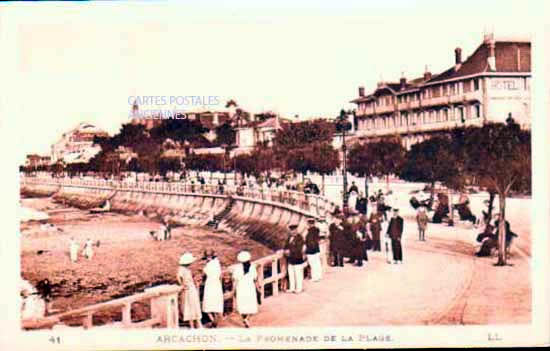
335, 109, 353, 211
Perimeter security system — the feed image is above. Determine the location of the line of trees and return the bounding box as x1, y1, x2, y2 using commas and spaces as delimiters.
347, 119, 530, 266
23, 116, 530, 265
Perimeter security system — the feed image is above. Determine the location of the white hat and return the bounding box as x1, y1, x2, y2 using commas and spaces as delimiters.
179, 252, 195, 265
237, 251, 251, 263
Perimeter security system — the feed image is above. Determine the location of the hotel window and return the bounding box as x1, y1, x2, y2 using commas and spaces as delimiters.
443, 108, 449, 121
474, 104, 481, 118
474, 78, 480, 91
458, 107, 465, 122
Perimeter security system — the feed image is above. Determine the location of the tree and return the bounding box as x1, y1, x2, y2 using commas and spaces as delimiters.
348, 137, 406, 192
214, 122, 237, 146
304, 142, 339, 195
149, 118, 209, 146
273, 119, 335, 155
233, 145, 279, 178
184, 153, 224, 173
400, 135, 467, 224
463, 120, 531, 266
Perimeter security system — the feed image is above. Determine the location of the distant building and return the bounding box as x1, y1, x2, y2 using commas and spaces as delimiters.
350, 34, 531, 149
51, 123, 109, 164
25, 154, 51, 169
235, 115, 294, 154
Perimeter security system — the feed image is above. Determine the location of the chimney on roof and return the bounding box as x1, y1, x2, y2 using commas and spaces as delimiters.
423, 65, 432, 81
487, 36, 496, 71
455, 47, 462, 64
400, 76, 406, 91
358, 86, 365, 97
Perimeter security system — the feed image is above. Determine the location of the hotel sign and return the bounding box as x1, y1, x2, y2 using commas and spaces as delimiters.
490, 78, 523, 91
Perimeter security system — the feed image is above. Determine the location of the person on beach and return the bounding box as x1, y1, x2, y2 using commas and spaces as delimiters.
202, 250, 224, 328
386, 209, 404, 264
284, 224, 306, 293
83, 238, 94, 259
69, 237, 79, 262
177, 252, 202, 328
232, 251, 258, 328
416, 207, 429, 241
305, 218, 322, 282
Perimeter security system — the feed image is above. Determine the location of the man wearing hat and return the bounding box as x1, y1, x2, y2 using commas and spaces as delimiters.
284, 224, 306, 293
330, 214, 346, 267
305, 218, 322, 282
386, 208, 404, 264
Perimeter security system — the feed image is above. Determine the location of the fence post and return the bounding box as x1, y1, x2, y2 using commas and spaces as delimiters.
122, 303, 132, 327
257, 263, 265, 303
83, 312, 93, 329
271, 258, 279, 296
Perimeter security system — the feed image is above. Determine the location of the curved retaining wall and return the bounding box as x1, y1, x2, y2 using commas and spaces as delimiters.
21, 181, 328, 250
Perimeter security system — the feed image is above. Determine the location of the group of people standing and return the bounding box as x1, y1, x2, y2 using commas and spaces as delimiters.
283, 219, 324, 294
68, 237, 95, 262
328, 203, 406, 266
176, 249, 259, 329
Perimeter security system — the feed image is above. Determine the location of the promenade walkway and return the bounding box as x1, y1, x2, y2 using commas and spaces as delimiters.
221, 216, 531, 327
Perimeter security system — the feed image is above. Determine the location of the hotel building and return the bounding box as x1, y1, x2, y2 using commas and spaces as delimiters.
350, 34, 531, 149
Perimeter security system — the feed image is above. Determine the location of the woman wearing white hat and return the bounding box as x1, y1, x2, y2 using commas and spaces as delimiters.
232, 251, 258, 328
177, 252, 202, 328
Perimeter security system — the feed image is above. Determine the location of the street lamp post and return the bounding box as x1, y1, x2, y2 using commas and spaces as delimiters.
336, 109, 353, 211
221, 143, 228, 183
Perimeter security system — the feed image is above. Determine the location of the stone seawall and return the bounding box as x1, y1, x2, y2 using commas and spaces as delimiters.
21, 182, 325, 250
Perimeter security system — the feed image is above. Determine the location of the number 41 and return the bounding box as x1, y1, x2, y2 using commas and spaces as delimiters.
49, 336, 61, 344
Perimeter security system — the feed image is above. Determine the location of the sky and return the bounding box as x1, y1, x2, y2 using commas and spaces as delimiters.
0, 0, 545, 162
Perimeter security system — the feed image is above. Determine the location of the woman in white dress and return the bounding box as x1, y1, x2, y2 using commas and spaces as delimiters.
202, 250, 223, 327
232, 251, 258, 328
83, 239, 94, 259
69, 237, 79, 262
177, 252, 202, 328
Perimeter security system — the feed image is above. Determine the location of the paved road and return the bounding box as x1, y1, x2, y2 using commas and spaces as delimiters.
221, 218, 530, 327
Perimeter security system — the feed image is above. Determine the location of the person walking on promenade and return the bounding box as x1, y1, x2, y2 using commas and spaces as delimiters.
386, 209, 404, 264
328, 216, 343, 267
368, 205, 383, 251
232, 251, 258, 328
69, 237, 79, 262
284, 224, 306, 293
177, 252, 202, 328
305, 218, 322, 282
329, 215, 345, 267
416, 207, 429, 241
83, 238, 94, 260
202, 250, 223, 328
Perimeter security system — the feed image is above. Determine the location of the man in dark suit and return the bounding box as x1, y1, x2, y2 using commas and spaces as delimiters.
328, 216, 344, 267
386, 208, 404, 264
284, 224, 306, 293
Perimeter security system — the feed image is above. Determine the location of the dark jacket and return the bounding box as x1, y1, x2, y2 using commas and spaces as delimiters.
305, 226, 321, 254
368, 212, 383, 232
329, 222, 345, 253
285, 234, 305, 265
356, 198, 368, 215
387, 216, 404, 240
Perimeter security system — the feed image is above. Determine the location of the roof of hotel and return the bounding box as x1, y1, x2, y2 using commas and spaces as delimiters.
351, 38, 531, 103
